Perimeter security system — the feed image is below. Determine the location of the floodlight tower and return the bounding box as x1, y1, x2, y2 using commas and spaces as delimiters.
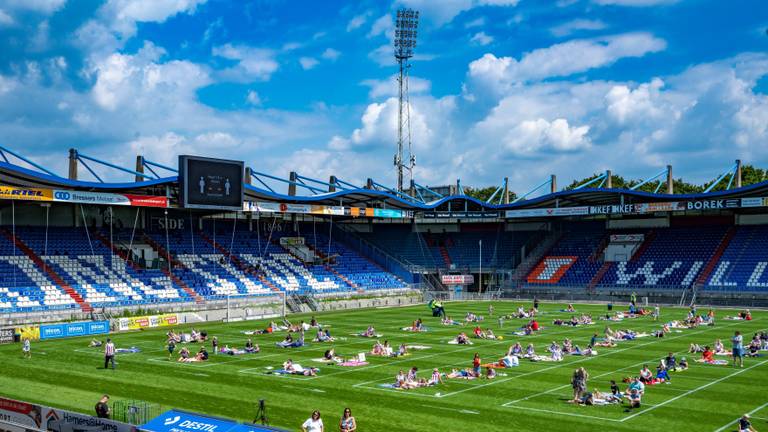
393, 8, 419, 193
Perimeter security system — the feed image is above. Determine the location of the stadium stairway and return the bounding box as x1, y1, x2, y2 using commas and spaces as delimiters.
0, 227, 92, 312
587, 262, 612, 292
303, 242, 360, 291
695, 226, 737, 285
91, 230, 142, 272
141, 233, 204, 303
438, 244, 452, 267
199, 232, 281, 293
630, 230, 656, 262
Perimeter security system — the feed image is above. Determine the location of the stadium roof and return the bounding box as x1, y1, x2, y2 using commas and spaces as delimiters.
3, 159, 768, 211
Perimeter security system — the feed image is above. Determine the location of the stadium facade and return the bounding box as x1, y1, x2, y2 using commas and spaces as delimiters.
1, 148, 768, 322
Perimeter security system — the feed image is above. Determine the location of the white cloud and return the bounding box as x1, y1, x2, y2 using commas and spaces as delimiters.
465, 17, 485, 28
398, 0, 519, 25
605, 77, 668, 124
328, 95, 456, 155
100, 0, 207, 37
246, 90, 261, 106
346, 12, 370, 31
368, 15, 393, 39
0, 9, 14, 26
92, 42, 209, 111
504, 118, 591, 154
550, 19, 607, 37
470, 31, 494, 46
212, 44, 278, 81
1, 0, 66, 14
467, 32, 666, 96
299, 57, 319, 70
361, 75, 432, 99
321, 48, 341, 61
593, 0, 679, 5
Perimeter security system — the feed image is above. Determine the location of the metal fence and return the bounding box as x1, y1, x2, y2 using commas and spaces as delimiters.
112, 400, 163, 425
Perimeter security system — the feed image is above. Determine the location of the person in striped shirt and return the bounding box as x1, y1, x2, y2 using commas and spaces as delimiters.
104, 338, 116, 370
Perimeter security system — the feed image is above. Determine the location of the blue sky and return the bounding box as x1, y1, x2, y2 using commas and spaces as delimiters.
0, 0, 767, 193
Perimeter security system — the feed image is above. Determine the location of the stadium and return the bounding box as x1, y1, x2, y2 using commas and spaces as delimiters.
1, 2, 768, 432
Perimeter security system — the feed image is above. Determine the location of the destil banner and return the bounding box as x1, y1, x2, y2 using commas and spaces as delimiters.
118, 314, 179, 331
39, 321, 110, 341
0, 186, 52, 202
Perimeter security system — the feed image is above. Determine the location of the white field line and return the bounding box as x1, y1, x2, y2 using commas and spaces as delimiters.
713, 402, 768, 432
502, 405, 623, 422
443, 320, 750, 400
621, 357, 768, 422
500, 321, 754, 406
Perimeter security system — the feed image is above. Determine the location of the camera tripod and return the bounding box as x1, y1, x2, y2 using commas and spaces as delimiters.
254, 399, 268, 425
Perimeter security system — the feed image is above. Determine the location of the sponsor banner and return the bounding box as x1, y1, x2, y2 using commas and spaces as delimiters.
52, 190, 168, 208
422, 211, 499, 219
16, 326, 39, 342
0, 398, 44, 430
507, 196, 768, 219
505, 207, 588, 218
244, 201, 410, 219
0, 328, 15, 344
45, 408, 136, 432
0, 186, 52, 202
441, 275, 475, 285
39, 321, 109, 341
142, 410, 283, 432
118, 314, 178, 332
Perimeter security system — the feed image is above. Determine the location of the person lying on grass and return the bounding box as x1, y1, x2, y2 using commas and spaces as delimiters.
441, 316, 462, 326
473, 326, 500, 339
465, 312, 483, 323
276, 331, 305, 348
451, 332, 472, 345
446, 368, 478, 379
570, 345, 597, 356
89, 339, 103, 347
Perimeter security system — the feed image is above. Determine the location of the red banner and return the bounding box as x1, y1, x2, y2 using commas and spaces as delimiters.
125, 194, 168, 208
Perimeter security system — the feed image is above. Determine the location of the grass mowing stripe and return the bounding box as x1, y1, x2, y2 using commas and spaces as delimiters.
713, 400, 768, 432
621, 357, 768, 422
501, 320, 753, 406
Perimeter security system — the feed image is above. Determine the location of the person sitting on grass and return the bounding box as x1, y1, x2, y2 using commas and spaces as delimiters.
178, 346, 190, 361
639, 364, 653, 384
397, 343, 408, 357
276, 331, 305, 348
679, 357, 689, 370
739, 414, 757, 432
315, 328, 334, 343
524, 344, 536, 358
485, 367, 497, 380
244, 339, 259, 353
701, 346, 715, 363
656, 362, 671, 383
429, 368, 444, 385
665, 352, 677, 371
625, 388, 642, 410
360, 326, 376, 337
714, 339, 727, 354
610, 380, 622, 400
508, 342, 523, 357
625, 377, 645, 395
394, 370, 407, 388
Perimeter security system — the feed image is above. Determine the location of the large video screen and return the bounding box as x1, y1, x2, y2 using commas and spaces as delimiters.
179, 155, 244, 210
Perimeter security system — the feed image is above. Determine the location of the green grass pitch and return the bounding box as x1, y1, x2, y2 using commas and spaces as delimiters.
1, 301, 767, 431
